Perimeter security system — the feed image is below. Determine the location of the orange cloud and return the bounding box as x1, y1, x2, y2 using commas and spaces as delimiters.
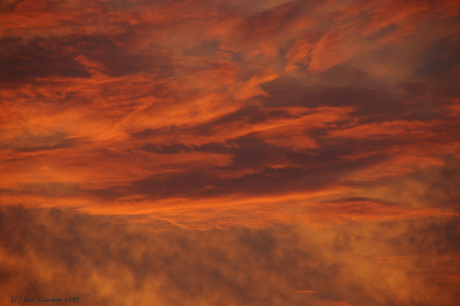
1, 0, 459, 304
1, 206, 459, 305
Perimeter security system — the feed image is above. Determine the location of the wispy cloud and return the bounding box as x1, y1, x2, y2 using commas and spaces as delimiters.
1, 0, 459, 304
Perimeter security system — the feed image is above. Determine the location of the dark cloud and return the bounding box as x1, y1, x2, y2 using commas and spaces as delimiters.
259, 76, 406, 119
0, 37, 91, 87
71, 34, 173, 77
131, 125, 183, 139
194, 105, 295, 136
0, 0, 30, 12
0, 131, 80, 152
416, 34, 460, 79
129, 136, 391, 200
237, 0, 321, 43
183, 40, 220, 58
0, 30, 173, 88
130, 120, 443, 200
140, 142, 190, 154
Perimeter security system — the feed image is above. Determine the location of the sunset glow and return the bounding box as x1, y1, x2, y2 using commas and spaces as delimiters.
1, 0, 460, 305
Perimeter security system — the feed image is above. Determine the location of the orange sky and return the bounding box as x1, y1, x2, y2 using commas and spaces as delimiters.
1, 0, 459, 305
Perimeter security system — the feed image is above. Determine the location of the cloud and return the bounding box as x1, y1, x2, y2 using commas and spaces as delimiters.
0, 130, 80, 152
258, 75, 404, 117
1, 206, 459, 306
1, 0, 460, 304
0, 37, 91, 88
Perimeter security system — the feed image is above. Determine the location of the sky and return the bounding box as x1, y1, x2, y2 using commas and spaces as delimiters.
0, 0, 459, 305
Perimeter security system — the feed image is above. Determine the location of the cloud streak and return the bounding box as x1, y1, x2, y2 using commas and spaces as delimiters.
0, 0, 458, 225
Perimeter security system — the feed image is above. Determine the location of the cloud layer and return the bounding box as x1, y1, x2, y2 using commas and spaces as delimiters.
1, 206, 459, 306
1, 0, 459, 304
